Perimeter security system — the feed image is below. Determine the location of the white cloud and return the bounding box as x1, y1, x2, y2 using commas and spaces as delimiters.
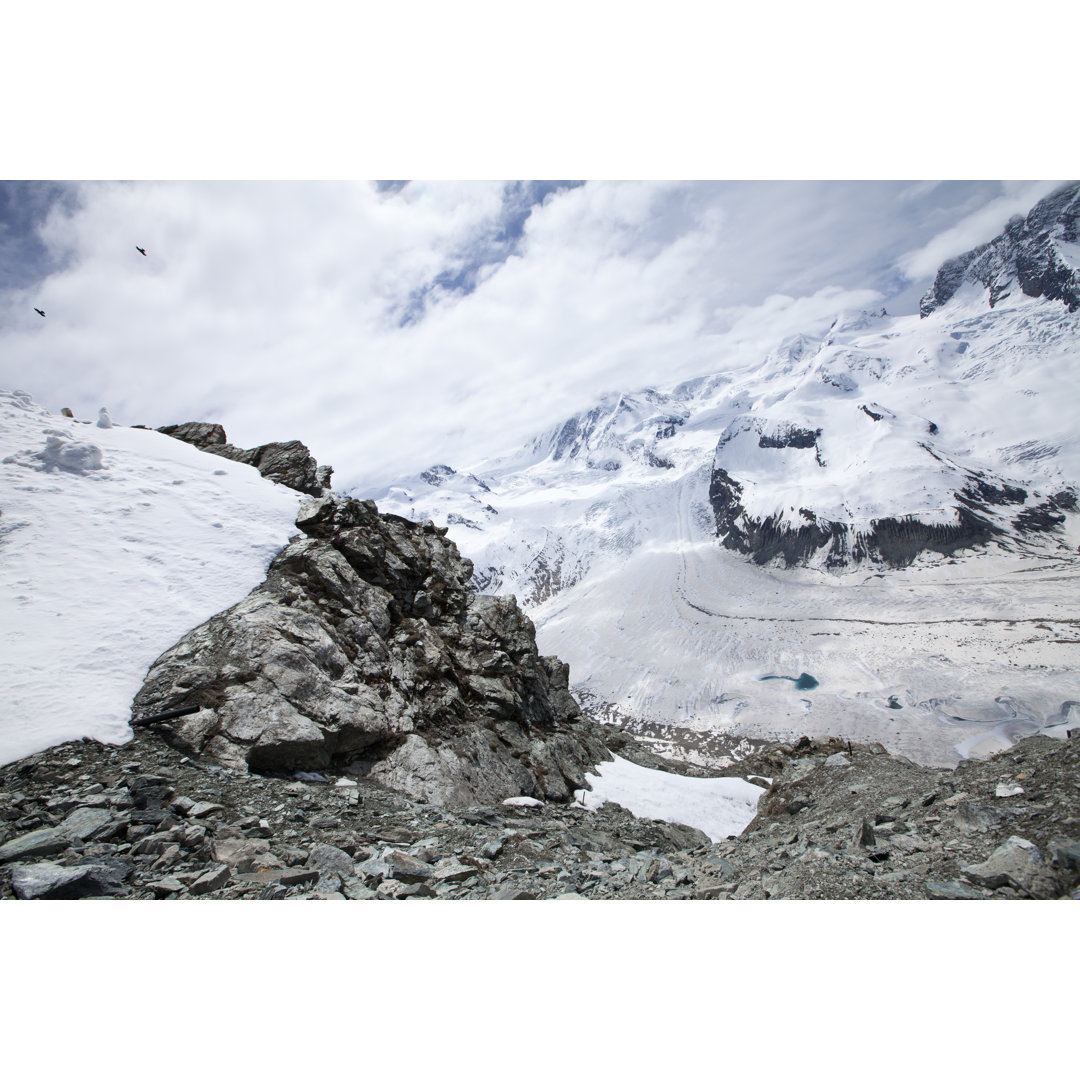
0, 179, 1061, 492
894, 180, 1065, 282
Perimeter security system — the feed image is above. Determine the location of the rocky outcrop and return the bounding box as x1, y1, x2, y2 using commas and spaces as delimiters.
709, 457, 1075, 569
156, 421, 226, 449
920, 181, 1080, 316
132, 495, 607, 806
157, 422, 329, 496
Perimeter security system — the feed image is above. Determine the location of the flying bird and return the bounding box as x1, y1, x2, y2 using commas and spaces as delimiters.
34, 308, 45, 317
136, 246, 147, 256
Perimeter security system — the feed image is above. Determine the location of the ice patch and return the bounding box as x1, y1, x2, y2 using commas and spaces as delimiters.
575, 754, 764, 840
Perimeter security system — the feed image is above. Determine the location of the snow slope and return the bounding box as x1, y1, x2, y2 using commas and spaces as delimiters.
0, 389, 302, 766
366, 289, 1080, 767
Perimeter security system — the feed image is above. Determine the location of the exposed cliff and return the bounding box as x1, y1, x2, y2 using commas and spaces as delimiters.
920, 181, 1080, 316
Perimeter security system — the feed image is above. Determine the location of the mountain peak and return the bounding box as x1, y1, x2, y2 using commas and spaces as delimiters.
920, 181, 1080, 316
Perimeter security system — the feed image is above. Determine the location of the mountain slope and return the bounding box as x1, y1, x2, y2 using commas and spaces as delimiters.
920, 181, 1080, 316
366, 185, 1080, 767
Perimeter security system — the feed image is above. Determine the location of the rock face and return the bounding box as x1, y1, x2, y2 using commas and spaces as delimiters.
133, 495, 607, 806
157, 422, 329, 496
156, 421, 227, 449
920, 181, 1080, 316
708, 419, 1076, 569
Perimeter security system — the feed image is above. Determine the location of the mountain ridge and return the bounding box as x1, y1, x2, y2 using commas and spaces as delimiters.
920, 181, 1080, 316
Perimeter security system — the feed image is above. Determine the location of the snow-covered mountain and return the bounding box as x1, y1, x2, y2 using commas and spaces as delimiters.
364, 182, 1080, 768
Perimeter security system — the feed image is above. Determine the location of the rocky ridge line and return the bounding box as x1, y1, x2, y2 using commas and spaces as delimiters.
156, 421, 331, 496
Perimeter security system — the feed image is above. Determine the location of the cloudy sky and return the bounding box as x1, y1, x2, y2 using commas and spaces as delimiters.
0, 178, 1067, 492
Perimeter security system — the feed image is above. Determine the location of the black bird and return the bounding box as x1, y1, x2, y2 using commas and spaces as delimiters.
34, 308, 45, 317
136, 246, 147, 256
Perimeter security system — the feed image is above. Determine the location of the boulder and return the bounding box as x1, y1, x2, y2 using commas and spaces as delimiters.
0, 827, 71, 863
10, 858, 131, 900
962, 836, 1059, 899
305, 843, 356, 879
156, 422, 227, 449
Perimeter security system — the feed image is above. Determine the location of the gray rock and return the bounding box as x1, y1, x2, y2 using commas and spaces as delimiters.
481, 838, 504, 860
205, 439, 323, 496
926, 880, 986, 900
490, 887, 537, 900
189, 864, 232, 896
10, 858, 130, 899
60, 806, 115, 842
149, 877, 187, 898
702, 854, 737, 880
0, 826, 70, 863
279, 868, 320, 887
211, 830, 283, 873
1050, 840, 1080, 873
305, 843, 356, 878
156, 422, 227, 449
158, 423, 324, 496
302, 887, 347, 900
962, 836, 1058, 898
314, 872, 343, 894
151, 844, 183, 871
170, 796, 197, 816
432, 860, 476, 883
696, 884, 737, 899
10, 861, 98, 899
376, 880, 432, 899
342, 880, 377, 900
384, 850, 434, 883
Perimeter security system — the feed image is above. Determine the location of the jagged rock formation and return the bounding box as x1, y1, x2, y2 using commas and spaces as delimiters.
157, 421, 329, 496
132, 495, 607, 806
920, 181, 1080, 316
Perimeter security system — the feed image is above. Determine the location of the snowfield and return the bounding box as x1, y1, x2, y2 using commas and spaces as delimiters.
575, 754, 765, 841
0, 389, 302, 766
